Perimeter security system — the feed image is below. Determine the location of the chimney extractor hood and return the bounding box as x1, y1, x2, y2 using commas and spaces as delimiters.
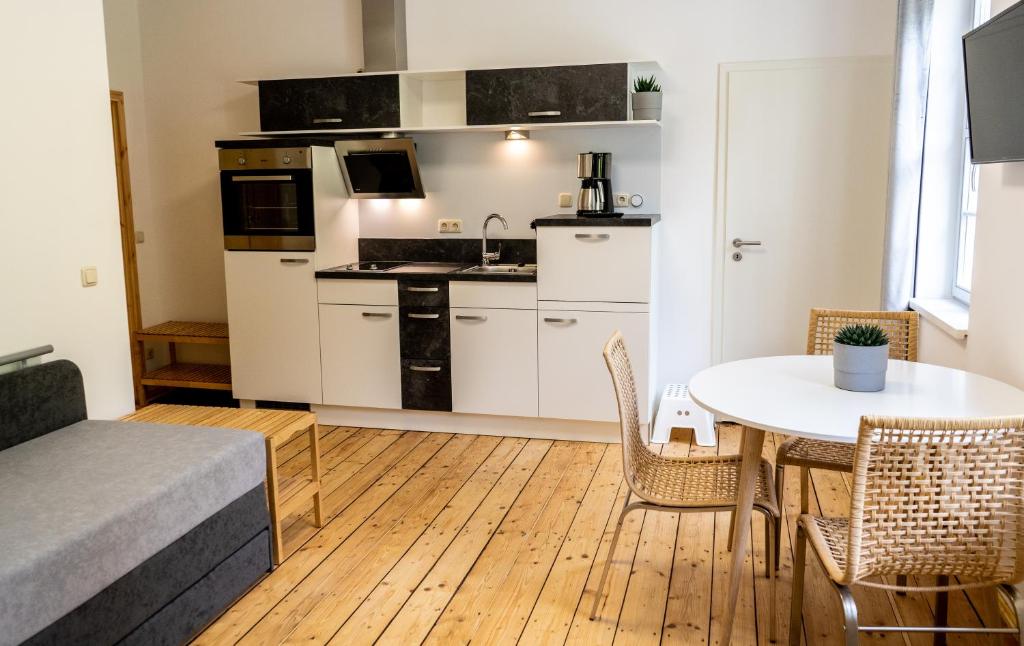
362, 0, 407, 72
335, 138, 425, 199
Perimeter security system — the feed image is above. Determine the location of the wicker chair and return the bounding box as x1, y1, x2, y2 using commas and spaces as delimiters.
592, 332, 781, 639
789, 415, 1024, 645
773, 309, 920, 570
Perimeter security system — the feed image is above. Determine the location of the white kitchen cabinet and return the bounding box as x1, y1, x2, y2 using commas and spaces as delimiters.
451, 307, 538, 417
538, 309, 650, 423
537, 227, 651, 303
319, 304, 401, 409
224, 251, 322, 403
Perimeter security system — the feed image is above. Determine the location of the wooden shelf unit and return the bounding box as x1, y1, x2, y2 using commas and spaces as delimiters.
135, 321, 231, 403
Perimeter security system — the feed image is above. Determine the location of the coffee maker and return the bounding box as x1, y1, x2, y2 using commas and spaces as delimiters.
576, 152, 614, 216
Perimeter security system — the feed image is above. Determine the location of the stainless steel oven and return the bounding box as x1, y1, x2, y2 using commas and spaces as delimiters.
219, 147, 316, 251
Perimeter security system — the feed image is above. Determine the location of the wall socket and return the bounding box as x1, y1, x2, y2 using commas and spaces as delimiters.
437, 218, 462, 233
614, 193, 630, 208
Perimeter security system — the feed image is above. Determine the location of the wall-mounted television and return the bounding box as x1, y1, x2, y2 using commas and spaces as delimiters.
963, 0, 1024, 163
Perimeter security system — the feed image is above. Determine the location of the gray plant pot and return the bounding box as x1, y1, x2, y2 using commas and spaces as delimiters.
632, 91, 663, 121
833, 342, 889, 392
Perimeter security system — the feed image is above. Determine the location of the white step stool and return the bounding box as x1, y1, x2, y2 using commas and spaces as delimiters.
651, 384, 717, 446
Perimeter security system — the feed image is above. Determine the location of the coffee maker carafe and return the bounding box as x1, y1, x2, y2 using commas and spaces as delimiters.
576, 152, 614, 216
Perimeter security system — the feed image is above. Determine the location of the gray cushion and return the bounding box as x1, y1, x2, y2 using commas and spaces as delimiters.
0, 420, 265, 646
0, 360, 87, 451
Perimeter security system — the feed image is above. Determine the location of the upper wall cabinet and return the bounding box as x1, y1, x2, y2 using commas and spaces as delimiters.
465, 64, 627, 125
258, 75, 401, 131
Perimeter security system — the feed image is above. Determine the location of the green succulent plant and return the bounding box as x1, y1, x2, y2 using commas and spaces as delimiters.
633, 75, 662, 93
834, 324, 889, 347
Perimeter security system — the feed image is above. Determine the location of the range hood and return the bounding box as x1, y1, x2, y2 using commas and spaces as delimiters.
335, 138, 425, 199
362, 0, 407, 72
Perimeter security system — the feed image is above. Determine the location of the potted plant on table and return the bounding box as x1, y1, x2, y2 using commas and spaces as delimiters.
833, 324, 890, 392
632, 74, 663, 121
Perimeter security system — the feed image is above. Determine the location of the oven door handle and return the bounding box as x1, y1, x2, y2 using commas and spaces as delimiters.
230, 175, 294, 182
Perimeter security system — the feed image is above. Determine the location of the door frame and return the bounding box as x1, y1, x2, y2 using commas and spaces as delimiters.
710, 56, 892, 364
110, 90, 145, 405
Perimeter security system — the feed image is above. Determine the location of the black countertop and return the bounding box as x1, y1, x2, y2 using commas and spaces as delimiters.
315, 262, 537, 283
533, 213, 661, 227
215, 137, 344, 149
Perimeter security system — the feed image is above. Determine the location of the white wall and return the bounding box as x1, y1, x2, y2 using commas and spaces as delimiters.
0, 0, 134, 418
406, 0, 898, 384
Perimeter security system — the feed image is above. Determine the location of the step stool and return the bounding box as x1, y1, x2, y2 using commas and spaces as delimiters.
651, 384, 717, 446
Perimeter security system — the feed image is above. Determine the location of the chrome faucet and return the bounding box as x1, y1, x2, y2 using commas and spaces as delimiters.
482, 213, 508, 265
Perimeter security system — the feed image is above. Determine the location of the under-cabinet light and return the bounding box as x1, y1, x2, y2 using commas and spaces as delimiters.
504, 129, 530, 141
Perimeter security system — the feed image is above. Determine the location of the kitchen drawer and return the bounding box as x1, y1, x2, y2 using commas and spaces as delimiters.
398, 280, 449, 307
465, 64, 627, 125
401, 359, 452, 412
451, 308, 538, 417
319, 304, 401, 409
537, 227, 651, 303
449, 282, 537, 310
399, 306, 450, 360
538, 309, 650, 423
258, 75, 400, 131
317, 279, 398, 305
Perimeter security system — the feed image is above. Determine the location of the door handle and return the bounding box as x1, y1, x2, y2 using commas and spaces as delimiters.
279, 258, 309, 264
405, 286, 439, 293
543, 317, 578, 324
455, 315, 487, 322
574, 233, 610, 241
528, 110, 561, 117
409, 365, 442, 372
361, 312, 392, 318
731, 238, 762, 248
407, 313, 440, 319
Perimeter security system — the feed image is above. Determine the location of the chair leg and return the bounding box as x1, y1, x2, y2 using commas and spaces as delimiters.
799, 467, 810, 513
895, 573, 907, 595
1007, 584, 1024, 643
590, 491, 634, 620
836, 585, 860, 646
767, 515, 777, 642
728, 509, 736, 551
774, 463, 783, 572
933, 575, 949, 646
788, 525, 808, 646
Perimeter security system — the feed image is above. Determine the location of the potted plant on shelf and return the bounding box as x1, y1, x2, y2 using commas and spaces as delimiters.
833, 324, 890, 392
632, 75, 663, 121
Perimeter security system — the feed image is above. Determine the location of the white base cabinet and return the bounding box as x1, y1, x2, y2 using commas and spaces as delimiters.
319, 304, 401, 409
225, 251, 323, 404
451, 307, 538, 417
538, 309, 650, 423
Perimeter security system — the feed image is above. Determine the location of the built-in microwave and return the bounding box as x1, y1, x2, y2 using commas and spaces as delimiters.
218, 147, 316, 251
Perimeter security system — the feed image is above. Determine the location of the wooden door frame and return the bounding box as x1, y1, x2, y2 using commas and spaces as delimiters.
110, 90, 145, 406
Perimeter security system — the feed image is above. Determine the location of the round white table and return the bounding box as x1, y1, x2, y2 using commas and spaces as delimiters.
688, 355, 1024, 645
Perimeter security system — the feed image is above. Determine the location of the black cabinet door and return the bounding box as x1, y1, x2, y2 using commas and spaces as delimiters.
258, 75, 401, 131
401, 359, 452, 411
465, 63, 627, 125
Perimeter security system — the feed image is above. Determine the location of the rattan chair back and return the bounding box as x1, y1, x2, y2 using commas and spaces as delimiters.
807, 309, 919, 361
603, 331, 651, 495
842, 415, 1024, 589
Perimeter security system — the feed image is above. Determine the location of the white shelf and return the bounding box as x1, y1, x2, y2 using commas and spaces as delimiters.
239, 120, 661, 137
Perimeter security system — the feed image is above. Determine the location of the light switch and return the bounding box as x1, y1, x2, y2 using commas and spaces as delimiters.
135, 230, 145, 244
81, 266, 98, 287
558, 192, 573, 208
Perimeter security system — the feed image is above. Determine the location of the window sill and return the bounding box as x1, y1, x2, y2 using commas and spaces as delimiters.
909, 298, 969, 340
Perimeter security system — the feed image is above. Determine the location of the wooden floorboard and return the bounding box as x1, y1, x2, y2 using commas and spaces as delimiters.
193, 425, 1011, 646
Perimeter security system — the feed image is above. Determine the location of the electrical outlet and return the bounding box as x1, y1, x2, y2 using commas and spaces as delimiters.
437, 218, 463, 234
558, 192, 573, 208
614, 193, 630, 208
146, 348, 155, 360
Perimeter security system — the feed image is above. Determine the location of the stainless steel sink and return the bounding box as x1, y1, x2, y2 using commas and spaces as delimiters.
460, 264, 537, 275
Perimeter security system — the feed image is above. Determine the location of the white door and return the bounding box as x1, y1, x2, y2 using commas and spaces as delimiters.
538, 309, 650, 423
451, 307, 538, 417
319, 304, 401, 409
224, 251, 322, 403
715, 58, 893, 361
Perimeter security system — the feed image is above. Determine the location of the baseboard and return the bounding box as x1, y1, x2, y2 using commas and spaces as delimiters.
310, 405, 641, 443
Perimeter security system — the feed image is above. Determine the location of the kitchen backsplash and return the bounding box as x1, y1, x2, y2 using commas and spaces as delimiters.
359, 238, 536, 264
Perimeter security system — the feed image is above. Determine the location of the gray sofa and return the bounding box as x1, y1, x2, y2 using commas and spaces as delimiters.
0, 360, 271, 645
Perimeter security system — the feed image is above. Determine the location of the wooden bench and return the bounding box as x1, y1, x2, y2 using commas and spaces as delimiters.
122, 404, 323, 566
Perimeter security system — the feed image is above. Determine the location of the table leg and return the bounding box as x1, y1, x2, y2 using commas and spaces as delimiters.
309, 421, 324, 527
721, 425, 766, 646
265, 435, 284, 567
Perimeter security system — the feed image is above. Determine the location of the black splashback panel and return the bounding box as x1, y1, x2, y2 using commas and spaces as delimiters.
359, 238, 536, 265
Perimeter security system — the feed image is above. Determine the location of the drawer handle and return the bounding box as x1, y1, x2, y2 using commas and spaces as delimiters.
408, 313, 441, 319
543, 317, 578, 325
280, 258, 310, 264
574, 233, 611, 241
361, 312, 392, 318
409, 365, 442, 372
528, 110, 561, 117
312, 117, 343, 124
455, 315, 488, 322
406, 286, 440, 293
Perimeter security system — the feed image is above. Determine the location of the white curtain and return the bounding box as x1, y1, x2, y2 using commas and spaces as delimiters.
881, 0, 934, 311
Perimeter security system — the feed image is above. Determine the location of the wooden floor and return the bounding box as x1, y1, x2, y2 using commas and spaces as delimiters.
193, 424, 1011, 646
